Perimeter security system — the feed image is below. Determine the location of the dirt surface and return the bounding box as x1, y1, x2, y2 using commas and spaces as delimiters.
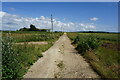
23, 33, 99, 78
15, 41, 48, 45
102, 42, 119, 51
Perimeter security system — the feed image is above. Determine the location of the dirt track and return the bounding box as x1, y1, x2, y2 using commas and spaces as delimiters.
23, 33, 99, 78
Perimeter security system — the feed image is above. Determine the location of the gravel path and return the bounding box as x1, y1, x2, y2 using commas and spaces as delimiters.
23, 33, 99, 78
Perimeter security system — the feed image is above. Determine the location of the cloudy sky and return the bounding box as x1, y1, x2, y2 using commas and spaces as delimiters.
1, 2, 118, 32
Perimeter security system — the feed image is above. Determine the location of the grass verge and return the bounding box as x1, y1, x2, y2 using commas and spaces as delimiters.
67, 32, 120, 79
84, 46, 119, 78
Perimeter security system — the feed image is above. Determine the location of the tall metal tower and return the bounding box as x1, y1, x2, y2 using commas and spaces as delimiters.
51, 14, 54, 32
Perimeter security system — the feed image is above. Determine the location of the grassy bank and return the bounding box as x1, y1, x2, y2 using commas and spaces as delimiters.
67, 32, 120, 78
2, 31, 63, 79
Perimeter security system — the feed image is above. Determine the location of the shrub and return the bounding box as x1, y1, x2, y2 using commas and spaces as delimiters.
75, 35, 101, 54
73, 36, 80, 44
2, 34, 21, 79
87, 35, 100, 50
76, 41, 90, 54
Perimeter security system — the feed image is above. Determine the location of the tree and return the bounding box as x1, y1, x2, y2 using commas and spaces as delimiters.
29, 24, 38, 31
19, 27, 29, 31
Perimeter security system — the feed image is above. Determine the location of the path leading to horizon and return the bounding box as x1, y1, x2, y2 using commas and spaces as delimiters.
23, 33, 99, 78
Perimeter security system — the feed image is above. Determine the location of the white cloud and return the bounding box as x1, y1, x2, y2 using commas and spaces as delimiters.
0, 11, 6, 17
80, 24, 85, 26
90, 17, 99, 21
1, 11, 97, 31
40, 16, 46, 20
79, 23, 96, 31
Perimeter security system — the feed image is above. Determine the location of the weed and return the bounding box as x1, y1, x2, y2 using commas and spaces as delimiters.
57, 61, 64, 69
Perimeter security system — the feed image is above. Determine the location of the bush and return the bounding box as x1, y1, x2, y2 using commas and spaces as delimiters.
2, 34, 21, 79
87, 35, 100, 50
76, 41, 90, 54
76, 35, 101, 54
2, 35, 44, 79
73, 36, 80, 44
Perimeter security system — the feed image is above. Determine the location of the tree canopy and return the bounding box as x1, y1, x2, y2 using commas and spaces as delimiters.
19, 24, 50, 32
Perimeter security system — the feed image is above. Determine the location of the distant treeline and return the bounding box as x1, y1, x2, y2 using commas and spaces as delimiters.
77, 31, 119, 33
18, 24, 50, 32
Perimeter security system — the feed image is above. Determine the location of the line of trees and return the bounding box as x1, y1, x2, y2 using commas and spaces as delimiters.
19, 24, 50, 32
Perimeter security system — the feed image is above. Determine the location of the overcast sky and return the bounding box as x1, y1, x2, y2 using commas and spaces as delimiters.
1, 2, 118, 32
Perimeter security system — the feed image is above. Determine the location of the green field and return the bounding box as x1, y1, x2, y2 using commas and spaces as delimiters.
2, 31, 62, 43
2, 31, 63, 79
68, 32, 120, 78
